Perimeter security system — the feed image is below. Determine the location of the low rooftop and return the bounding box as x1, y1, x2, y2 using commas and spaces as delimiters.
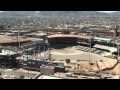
0, 35, 31, 43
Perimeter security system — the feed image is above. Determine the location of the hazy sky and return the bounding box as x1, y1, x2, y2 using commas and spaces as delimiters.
98, 11, 118, 13
0, 11, 118, 13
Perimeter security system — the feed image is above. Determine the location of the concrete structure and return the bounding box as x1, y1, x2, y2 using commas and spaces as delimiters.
37, 75, 63, 79
94, 37, 112, 43
55, 66, 65, 72
40, 66, 55, 75
0, 35, 31, 46
93, 44, 117, 53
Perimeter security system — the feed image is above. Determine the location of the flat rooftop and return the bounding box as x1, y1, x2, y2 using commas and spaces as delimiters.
0, 35, 31, 43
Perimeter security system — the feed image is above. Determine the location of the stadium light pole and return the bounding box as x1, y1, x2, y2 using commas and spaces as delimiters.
89, 38, 92, 71
27, 42, 29, 78
48, 44, 52, 65
117, 43, 120, 60
118, 45, 120, 57
18, 30, 21, 51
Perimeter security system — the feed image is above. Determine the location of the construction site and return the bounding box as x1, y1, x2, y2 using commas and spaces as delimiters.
1, 11, 120, 79
0, 26, 120, 79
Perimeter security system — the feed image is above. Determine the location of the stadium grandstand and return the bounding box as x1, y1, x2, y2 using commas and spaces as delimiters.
93, 37, 116, 47
47, 34, 94, 46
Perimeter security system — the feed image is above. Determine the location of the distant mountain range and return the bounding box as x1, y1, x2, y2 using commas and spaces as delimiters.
0, 11, 120, 17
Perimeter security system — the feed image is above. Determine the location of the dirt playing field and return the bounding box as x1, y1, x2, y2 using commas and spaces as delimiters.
36, 46, 120, 75
48, 47, 117, 61
51, 49, 85, 56
103, 63, 120, 74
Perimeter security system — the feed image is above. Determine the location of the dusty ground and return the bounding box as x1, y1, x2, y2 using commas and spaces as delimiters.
51, 49, 85, 56
103, 63, 120, 74
46, 47, 117, 61
30, 46, 120, 78
16, 68, 39, 74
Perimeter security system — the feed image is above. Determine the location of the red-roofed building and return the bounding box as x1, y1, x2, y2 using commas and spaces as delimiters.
48, 34, 93, 39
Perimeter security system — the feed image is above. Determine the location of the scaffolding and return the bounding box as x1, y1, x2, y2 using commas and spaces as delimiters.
0, 29, 50, 72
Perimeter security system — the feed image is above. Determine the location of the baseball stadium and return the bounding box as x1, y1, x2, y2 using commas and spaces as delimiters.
47, 34, 118, 61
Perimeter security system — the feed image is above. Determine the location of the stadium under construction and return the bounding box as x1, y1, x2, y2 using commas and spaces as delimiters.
1, 27, 120, 79
0, 28, 119, 66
